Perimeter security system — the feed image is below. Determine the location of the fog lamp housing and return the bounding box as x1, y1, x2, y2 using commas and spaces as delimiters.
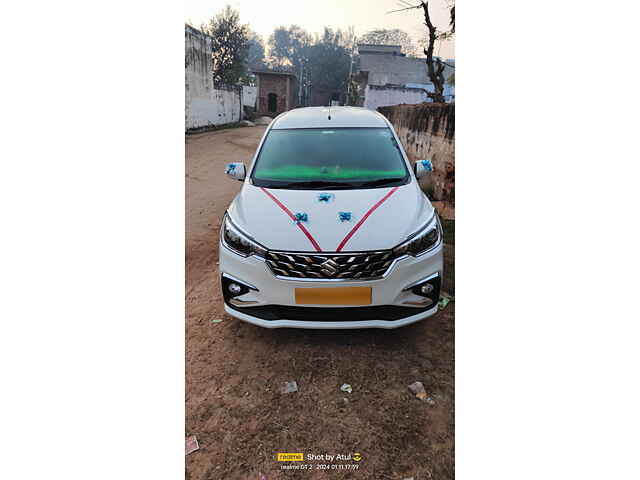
404, 273, 441, 306
221, 274, 257, 302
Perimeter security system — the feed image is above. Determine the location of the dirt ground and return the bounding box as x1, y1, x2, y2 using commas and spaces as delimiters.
186, 126, 455, 480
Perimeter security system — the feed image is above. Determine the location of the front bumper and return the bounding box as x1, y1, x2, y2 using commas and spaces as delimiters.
218, 241, 443, 329
224, 303, 438, 329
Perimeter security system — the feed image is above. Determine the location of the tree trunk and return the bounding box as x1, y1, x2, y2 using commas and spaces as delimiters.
422, 1, 446, 103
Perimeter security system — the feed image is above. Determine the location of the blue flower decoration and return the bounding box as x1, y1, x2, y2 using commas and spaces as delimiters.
421, 159, 433, 172
338, 212, 352, 222
318, 192, 334, 203
225, 163, 236, 174
294, 212, 308, 223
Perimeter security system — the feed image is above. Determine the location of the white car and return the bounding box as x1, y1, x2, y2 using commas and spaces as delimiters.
219, 106, 443, 329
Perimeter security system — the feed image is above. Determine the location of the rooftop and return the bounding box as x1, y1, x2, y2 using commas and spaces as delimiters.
252, 70, 297, 78
357, 44, 404, 56
357, 43, 402, 48
271, 106, 388, 130
185, 24, 211, 39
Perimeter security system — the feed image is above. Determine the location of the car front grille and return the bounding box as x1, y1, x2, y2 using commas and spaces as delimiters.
265, 250, 395, 280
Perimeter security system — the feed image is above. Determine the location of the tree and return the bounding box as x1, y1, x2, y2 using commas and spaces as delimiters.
267, 25, 312, 71
264, 25, 355, 105
421, 2, 446, 102
246, 29, 265, 71
306, 28, 351, 93
449, 5, 455, 33
388, 1, 455, 103
233, 30, 265, 85
359, 28, 417, 56
266, 25, 313, 104
201, 5, 249, 85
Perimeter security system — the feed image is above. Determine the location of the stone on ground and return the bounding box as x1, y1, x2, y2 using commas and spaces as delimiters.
408, 381, 429, 400
254, 116, 273, 126
281, 381, 298, 394
185, 435, 199, 455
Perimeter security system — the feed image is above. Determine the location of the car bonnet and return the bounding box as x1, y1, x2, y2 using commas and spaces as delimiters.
227, 183, 434, 253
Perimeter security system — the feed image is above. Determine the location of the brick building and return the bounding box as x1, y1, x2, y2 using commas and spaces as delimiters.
253, 70, 298, 117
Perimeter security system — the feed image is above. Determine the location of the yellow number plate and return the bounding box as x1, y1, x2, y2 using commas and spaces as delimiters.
294, 287, 372, 306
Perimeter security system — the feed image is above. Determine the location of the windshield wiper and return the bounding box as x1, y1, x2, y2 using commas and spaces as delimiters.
356, 178, 405, 188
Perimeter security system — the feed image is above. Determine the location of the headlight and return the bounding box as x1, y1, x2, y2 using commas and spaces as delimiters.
221, 214, 267, 258
392, 214, 442, 257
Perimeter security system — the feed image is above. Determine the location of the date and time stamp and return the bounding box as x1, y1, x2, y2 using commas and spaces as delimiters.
277, 452, 362, 471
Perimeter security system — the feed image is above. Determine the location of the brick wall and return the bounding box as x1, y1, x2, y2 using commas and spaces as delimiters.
256, 74, 296, 116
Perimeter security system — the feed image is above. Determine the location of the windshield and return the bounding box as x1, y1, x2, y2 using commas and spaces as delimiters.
250, 128, 410, 189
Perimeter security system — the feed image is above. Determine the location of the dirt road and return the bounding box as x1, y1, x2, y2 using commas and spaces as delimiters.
186, 126, 454, 480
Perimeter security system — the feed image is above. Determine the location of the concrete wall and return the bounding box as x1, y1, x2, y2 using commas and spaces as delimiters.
378, 103, 455, 202
358, 51, 430, 86
242, 86, 257, 108
364, 85, 429, 110
366, 84, 454, 109
355, 45, 455, 102
185, 25, 241, 131
406, 83, 455, 102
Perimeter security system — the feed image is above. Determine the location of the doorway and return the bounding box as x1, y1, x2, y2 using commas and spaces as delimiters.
268, 93, 278, 113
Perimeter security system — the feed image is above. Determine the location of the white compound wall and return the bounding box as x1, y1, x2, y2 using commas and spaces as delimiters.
185, 25, 242, 131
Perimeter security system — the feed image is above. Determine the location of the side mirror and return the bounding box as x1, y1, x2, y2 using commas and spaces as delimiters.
414, 159, 433, 179
225, 162, 246, 181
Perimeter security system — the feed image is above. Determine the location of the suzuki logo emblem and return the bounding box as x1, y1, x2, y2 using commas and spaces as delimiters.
320, 258, 339, 277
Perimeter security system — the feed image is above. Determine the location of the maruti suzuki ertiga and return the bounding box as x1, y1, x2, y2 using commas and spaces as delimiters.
219, 106, 443, 329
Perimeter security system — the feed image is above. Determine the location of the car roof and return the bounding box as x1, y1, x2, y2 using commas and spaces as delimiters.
270, 106, 389, 130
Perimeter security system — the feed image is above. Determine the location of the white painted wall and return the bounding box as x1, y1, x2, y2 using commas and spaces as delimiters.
241, 86, 257, 108
185, 25, 241, 130
363, 85, 429, 111
359, 51, 430, 86
187, 88, 241, 129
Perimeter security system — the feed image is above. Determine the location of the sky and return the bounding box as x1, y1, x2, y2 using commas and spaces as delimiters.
184, 0, 454, 59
